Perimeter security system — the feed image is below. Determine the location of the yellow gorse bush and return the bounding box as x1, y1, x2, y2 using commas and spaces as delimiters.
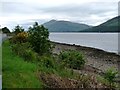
16, 32, 28, 43
10, 32, 28, 43
17, 32, 28, 38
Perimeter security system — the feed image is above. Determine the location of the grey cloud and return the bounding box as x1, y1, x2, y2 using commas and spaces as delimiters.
36, 2, 117, 25
118, 1, 120, 15
2, 1, 118, 16
41, 2, 117, 17
1, 2, 43, 16
1, 1, 118, 27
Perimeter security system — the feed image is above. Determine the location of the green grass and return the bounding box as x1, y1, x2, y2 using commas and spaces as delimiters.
2, 40, 43, 88
97, 75, 119, 88
2, 40, 80, 88
2, 40, 78, 88
38, 64, 78, 79
2, 39, 120, 88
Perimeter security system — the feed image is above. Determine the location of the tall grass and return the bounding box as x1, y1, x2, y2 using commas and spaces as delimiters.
2, 40, 43, 88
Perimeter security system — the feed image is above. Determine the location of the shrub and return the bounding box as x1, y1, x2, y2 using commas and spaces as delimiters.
59, 50, 85, 69
23, 49, 37, 61
13, 25, 24, 35
28, 22, 52, 55
12, 42, 37, 61
2, 27, 11, 34
39, 55, 55, 68
12, 43, 25, 56
104, 68, 118, 88
10, 32, 28, 44
16, 32, 28, 43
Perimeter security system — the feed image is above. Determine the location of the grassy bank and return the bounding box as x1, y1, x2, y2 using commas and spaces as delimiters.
2, 40, 79, 88
2, 40, 119, 88
2, 41, 43, 88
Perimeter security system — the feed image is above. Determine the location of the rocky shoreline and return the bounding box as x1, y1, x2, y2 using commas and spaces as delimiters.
52, 41, 120, 73
53, 41, 119, 56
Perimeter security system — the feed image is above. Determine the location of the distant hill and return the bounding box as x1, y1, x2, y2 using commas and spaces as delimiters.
81, 16, 120, 32
43, 20, 91, 32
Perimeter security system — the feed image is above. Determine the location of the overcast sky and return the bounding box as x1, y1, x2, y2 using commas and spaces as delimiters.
0, 0, 119, 29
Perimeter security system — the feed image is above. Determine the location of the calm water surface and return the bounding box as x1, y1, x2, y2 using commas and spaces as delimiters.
49, 33, 119, 54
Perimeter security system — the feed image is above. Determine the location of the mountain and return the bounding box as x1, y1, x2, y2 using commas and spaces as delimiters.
43, 20, 91, 32
81, 16, 120, 32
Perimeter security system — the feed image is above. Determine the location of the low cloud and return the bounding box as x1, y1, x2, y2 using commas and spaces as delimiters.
0, 0, 119, 29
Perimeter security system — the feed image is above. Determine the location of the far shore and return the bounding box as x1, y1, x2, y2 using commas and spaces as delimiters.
50, 32, 120, 33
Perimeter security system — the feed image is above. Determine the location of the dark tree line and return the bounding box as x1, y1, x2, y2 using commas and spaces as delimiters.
1, 27, 10, 34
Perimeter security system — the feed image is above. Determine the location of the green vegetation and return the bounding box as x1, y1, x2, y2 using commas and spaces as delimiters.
13, 25, 24, 34
81, 16, 120, 32
43, 16, 120, 32
59, 50, 85, 69
10, 32, 28, 43
28, 22, 52, 54
97, 68, 119, 89
16, 16, 119, 32
43, 20, 91, 32
3, 22, 119, 88
1, 27, 11, 34
11, 42, 37, 62
104, 68, 118, 88
3, 22, 85, 88
3, 40, 81, 88
2, 41, 43, 88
